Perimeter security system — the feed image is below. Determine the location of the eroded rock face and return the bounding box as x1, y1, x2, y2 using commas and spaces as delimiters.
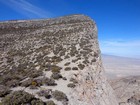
110, 76, 140, 105
0, 15, 118, 105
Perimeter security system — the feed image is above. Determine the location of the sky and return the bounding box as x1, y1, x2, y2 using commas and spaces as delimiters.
0, 0, 140, 58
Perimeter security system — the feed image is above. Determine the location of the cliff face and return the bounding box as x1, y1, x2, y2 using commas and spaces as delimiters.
0, 15, 118, 105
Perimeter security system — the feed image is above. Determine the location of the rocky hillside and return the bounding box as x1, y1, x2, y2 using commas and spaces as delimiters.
0, 15, 118, 105
110, 76, 140, 105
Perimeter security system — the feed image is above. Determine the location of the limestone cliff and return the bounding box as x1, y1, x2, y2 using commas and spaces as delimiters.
0, 15, 118, 105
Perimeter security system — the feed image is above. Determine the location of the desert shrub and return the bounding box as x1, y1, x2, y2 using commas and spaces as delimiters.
80, 50, 88, 57
79, 38, 90, 48
94, 52, 98, 57
91, 58, 96, 62
70, 78, 78, 84
72, 58, 81, 63
28, 70, 43, 78
59, 48, 66, 56
51, 65, 62, 73
78, 64, 85, 70
20, 78, 43, 87
1, 91, 35, 105
52, 90, 68, 101
51, 73, 62, 80
16, 63, 28, 70
0, 85, 11, 97
37, 89, 52, 99
44, 63, 51, 71
64, 62, 70, 66
51, 56, 62, 63
29, 81, 38, 89
5, 79, 20, 87
82, 59, 89, 65
44, 77, 57, 86
34, 78, 44, 86
0, 72, 22, 87
67, 83, 76, 88
72, 67, 78, 70
70, 46, 78, 57
64, 67, 71, 71
62, 77, 67, 80
53, 45, 63, 55
46, 100, 55, 105
6, 57, 13, 63
64, 55, 70, 59
31, 81, 37, 86
20, 78, 33, 87
31, 99, 44, 105
83, 47, 92, 52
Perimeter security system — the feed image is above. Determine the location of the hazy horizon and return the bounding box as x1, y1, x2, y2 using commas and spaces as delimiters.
102, 54, 140, 78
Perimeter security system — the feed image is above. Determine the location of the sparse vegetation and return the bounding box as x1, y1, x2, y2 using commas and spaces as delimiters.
0, 85, 11, 97
59, 48, 66, 56
46, 100, 56, 105
37, 89, 52, 99
0, 15, 101, 105
51, 56, 62, 63
44, 77, 57, 86
31, 99, 44, 105
20, 78, 43, 88
91, 58, 96, 62
28, 70, 43, 78
70, 46, 78, 57
64, 62, 70, 66
65, 67, 71, 71
94, 52, 98, 57
72, 67, 78, 70
63, 77, 67, 80
51, 65, 62, 73
82, 59, 89, 65
51, 72, 63, 80
78, 64, 85, 70
52, 90, 68, 101
64, 55, 70, 59
1, 91, 43, 105
70, 78, 78, 83
67, 83, 76, 88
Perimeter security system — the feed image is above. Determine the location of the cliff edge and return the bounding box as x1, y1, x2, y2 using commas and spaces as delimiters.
0, 15, 118, 105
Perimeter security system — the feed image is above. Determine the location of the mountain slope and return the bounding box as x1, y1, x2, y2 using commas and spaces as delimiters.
0, 15, 118, 105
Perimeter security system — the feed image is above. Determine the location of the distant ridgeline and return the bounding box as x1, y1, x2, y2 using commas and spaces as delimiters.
0, 15, 118, 105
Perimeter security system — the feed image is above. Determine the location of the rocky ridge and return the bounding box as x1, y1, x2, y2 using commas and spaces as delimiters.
0, 15, 118, 105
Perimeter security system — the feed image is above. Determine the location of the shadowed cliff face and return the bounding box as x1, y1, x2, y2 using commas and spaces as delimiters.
0, 15, 118, 105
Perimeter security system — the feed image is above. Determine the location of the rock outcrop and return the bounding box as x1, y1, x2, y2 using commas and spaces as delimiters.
0, 15, 118, 105
110, 76, 140, 105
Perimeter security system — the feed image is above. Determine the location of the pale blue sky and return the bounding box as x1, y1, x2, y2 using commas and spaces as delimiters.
0, 0, 140, 58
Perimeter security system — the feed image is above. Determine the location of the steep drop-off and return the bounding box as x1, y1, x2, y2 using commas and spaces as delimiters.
0, 15, 118, 105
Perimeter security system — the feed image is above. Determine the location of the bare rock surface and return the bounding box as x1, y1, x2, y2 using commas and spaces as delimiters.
110, 76, 140, 105
0, 14, 118, 105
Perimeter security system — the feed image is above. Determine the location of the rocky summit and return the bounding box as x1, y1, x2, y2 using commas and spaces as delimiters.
0, 15, 118, 105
